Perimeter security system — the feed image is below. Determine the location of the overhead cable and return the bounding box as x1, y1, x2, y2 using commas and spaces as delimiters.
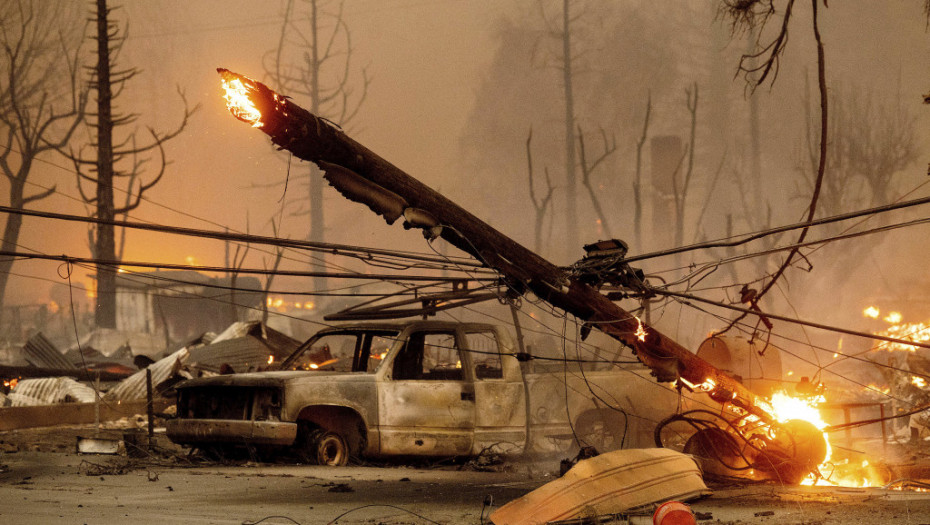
0, 250, 497, 283
654, 287, 930, 350
0, 205, 487, 270
624, 194, 930, 264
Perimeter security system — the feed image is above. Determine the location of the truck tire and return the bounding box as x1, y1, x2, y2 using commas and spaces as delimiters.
296, 423, 349, 466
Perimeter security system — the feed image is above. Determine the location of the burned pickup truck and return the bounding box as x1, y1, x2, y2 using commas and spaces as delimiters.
166, 320, 681, 465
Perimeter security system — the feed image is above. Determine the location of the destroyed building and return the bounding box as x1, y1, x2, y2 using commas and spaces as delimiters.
114, 270, 263, 345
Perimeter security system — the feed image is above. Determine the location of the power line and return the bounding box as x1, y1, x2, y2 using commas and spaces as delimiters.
0, 205, 487, 271
652, 214, 930, 287
3, 145, 461, 279
0, 250, 498, 284
653, 287, 930, 351
625, 194, 930, 264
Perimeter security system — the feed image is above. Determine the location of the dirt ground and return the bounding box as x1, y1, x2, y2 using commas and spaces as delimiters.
3, 425, 930, 524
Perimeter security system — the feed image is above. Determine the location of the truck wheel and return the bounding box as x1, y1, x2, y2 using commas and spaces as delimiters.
297, 424, 349, 466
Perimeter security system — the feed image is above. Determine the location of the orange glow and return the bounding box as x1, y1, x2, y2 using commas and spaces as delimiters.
863, 306, 880, 319
913, 376, 927, 388
221, 77, 263, 128
266, 297, 285, 309
884, 311, 903, 324
267, 355, 274, 365
874, 313, 930, 352
864, 383, 890, 396
48, 301, 60, 314
3, 378, 18, 389
185, 255, 198, 266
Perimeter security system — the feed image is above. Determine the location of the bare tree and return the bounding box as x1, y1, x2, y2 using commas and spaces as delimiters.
632, 94, 651, 251
672, 84, 700, 250
0, 1, 88, 328
577, 126, 618, 238
524, 128, 555, 253
534, 0, 582, 257
66, 0, 197, 329
263, 0, 370, 299
799, 80, 918, 216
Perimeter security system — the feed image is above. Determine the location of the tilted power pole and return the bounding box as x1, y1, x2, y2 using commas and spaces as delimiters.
217, 68, 827, 482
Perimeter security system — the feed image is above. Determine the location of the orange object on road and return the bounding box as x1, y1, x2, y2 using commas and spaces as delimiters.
653, 501, 696, 525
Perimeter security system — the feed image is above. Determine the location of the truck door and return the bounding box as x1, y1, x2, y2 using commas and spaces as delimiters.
466, 329, 527, 454
379, 330, 475, 456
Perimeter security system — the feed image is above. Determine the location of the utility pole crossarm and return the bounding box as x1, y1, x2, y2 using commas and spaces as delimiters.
216, 68, 770, 423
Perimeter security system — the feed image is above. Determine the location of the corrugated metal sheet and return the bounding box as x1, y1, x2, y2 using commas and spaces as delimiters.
104, 348, 189, 402
212, 321, 260, 342
8, 377, 97, 406
187, 338, 276, 374
22, 333, 74, 370
67, 328, 165, 359
187, 322, 300, 373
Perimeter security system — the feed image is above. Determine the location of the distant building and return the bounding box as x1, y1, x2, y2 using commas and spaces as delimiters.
115, 270, 263, 345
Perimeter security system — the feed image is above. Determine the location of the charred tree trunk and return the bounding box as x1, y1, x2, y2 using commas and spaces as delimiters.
94, 0, 117, 329
218, 69, 770, 422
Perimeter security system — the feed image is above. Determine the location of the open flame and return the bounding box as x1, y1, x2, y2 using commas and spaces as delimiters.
752, 389, 891, 487
633, 316, 647, 342
221, 77, 263, 127
864, 306, 930, 352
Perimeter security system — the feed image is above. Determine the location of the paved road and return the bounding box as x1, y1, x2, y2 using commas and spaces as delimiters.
4, 448, 930, 524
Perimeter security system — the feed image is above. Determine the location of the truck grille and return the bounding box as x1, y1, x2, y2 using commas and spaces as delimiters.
179, 386, 282, 421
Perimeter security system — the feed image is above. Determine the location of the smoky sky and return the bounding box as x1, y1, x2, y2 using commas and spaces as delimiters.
3, 0, 929, 372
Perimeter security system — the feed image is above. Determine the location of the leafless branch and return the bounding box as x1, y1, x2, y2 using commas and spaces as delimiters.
720, 0, 796, 89
577, 125, 618, 238
633, 94, 651, 250
525, 128, 555, 253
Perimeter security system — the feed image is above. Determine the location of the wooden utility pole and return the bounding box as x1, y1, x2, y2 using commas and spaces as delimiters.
217, 68, 771, 423
93, 0, 117, 328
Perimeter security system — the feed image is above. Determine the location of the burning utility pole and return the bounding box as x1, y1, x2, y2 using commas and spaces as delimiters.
216, 68, 827, 483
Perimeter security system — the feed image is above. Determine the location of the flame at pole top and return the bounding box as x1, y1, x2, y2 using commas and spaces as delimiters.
218, 68, 265, 128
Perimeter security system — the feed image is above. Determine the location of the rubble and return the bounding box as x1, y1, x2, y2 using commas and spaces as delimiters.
104, 348, 189, 402
5, 376, 97, 406
185, 321, 300, 374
